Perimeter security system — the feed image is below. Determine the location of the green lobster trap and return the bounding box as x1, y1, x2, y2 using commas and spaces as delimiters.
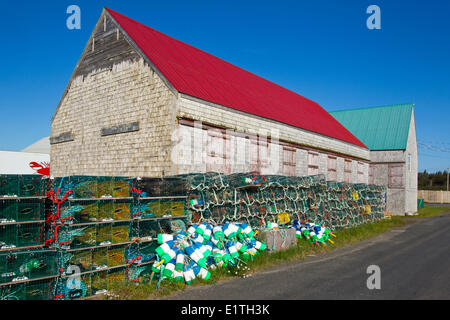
51, 221, 132, 249
63, 244, 128, 273
55, 266, 128, 299
1, 278, 55, 300
131, 219, 161, 240
0, 198, 44, 223
181, 172, 385, 229
131, 199, 174, 218
0, 222, 44, 248
57, 198, 133, 223
58, 200, 99, 223
52, 176, 132, 199
0, 175, 46, 197
0, 249, 58, 284
133, 177, 186, 197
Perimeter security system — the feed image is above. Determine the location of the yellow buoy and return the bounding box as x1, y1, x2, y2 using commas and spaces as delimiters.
277, 212, 291, 225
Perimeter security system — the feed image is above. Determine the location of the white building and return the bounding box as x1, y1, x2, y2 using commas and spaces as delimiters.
0, 137, 50, 174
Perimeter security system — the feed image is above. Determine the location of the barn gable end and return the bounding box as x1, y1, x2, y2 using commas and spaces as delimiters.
51, 9, 178, 177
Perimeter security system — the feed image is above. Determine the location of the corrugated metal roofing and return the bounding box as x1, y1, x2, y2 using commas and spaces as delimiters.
106, 8, 367, 149
329, 104, 413, 150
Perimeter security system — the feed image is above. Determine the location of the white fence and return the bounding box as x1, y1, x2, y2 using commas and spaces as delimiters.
418, 190, 450, 204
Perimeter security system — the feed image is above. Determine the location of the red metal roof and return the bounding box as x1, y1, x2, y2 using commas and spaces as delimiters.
106, 8, 367, 149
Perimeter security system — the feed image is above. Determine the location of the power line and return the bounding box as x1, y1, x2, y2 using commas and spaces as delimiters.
418, 152, 450, 160
418, 142, 450, 153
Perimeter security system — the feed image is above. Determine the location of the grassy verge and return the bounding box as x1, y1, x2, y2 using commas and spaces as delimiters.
411, 206, 449, 218
106, 206, 449, 300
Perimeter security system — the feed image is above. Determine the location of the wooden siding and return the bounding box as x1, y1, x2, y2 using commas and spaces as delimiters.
74, 14, 140, 79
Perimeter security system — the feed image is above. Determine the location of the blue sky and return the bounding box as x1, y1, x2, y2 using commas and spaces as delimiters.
0, 0, 449, 172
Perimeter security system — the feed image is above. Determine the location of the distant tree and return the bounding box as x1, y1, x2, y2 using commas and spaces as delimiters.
419, 170, 449, 190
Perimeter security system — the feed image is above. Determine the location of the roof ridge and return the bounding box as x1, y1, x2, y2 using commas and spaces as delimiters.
330, 103, 413, 150
330, 103, 414, 113
105, 8, 368, 149
105, 8, 324, 108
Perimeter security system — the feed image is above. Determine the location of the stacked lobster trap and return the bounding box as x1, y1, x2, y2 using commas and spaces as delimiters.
177, 172, 386, 229
1, 172, 386, 300
0, 174, 55, 300
0, 175, 188, 300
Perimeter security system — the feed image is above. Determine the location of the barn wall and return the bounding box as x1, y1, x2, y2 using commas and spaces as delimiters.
336, 157, 345, 182
177, 97, 370, 161
296, 149, 308, 177
370, 150, 406, 215
404, 110, 418, 214
51, 57, 176, 177
173, 122, 370, 182
173, 96, 370, 182
319, 154, 327, 176
51, 12, 179, 178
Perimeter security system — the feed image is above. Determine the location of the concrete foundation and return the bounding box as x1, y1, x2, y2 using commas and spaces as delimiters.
257, 228, 297, 252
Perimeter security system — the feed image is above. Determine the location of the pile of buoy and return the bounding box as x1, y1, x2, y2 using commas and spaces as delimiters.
292, 220, 336, 246
151, 222, 267, 285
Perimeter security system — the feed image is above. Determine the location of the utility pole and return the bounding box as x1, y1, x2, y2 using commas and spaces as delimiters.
447, 167, 449, 192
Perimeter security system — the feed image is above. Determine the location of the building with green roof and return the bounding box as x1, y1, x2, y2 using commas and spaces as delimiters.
330, 104, 418, 215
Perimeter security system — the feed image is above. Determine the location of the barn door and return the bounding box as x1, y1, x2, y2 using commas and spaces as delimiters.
206, 129, 230, 174
282, 146, 296, 176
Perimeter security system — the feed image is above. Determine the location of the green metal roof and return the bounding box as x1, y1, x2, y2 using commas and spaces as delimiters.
329, 103, 413, 151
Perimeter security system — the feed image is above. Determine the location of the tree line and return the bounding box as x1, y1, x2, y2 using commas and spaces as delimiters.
418, 170, 449, 190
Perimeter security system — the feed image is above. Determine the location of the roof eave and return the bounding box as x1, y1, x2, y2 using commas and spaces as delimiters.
180, 93, 370, 152
104, 7, 179, 97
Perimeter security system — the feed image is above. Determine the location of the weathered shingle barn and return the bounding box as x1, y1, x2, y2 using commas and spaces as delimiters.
330, 104, 418, 215
51, 8, 371, 182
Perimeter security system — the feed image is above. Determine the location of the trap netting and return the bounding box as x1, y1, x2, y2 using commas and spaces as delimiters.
0, 198, 45, 223
0, 249, 58, 283
175, 172, 386, 229
1, 173, 386, 300
0, 175, 48, 250
0, 174, 47, 197
1, 278, 55, 300
41, 175, 189, 300
1, 174, 189, 300
51, 176, 132, 199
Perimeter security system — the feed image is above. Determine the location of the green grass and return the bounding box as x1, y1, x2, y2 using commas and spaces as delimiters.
105, 206, 449, 300
413, 206, 449, 218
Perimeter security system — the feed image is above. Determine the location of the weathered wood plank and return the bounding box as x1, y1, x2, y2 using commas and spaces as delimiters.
100, 122, 140, 136
74, 35, 139, 78
50, 132, 74, 145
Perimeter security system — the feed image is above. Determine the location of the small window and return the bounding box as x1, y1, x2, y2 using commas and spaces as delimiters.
357, 162, 365, 184
408, 154, 411, 172
282, 146, 296, 176
206, 129, 230, 174
248, 137, 269, 172
308, 152, 319, 176
327, 156, 337, 181
344, 159, 352, 183
388, 164, 404, 188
